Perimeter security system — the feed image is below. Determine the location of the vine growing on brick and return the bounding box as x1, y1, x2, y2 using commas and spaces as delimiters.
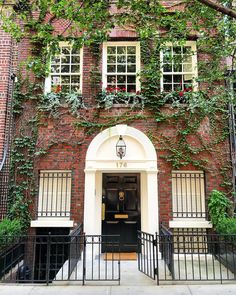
1, 0, 236, 229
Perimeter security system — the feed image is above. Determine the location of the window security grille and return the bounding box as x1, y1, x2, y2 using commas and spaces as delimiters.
172, 171, 206, 219
37, 170, 72, 217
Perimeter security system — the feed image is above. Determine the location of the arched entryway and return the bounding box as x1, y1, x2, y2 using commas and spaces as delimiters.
84, 125, 158, 244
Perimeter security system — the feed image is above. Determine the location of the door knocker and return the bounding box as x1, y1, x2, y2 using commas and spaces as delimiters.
119, 191, 125, 201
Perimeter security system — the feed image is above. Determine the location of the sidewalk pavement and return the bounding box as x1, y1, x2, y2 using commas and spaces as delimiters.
1, 284, 236, 295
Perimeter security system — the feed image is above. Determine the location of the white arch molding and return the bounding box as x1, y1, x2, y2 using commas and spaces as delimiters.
84, 124, 158, 235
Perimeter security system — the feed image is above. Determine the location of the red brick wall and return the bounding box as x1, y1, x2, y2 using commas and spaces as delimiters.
33, 105, 229, 227
5, 9, 230, 229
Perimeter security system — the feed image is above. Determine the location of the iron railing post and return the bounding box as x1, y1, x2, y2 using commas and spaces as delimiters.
46, 232, 51, 285
155, 232, 159, 285
82, 234, 86, 285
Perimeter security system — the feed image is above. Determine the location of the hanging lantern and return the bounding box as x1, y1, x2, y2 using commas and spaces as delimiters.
116, 135, 126, 159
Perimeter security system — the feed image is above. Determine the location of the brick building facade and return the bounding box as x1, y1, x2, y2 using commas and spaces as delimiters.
0, 2, 232, 251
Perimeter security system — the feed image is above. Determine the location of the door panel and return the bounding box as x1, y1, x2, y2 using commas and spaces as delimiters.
102, 173, 140, 252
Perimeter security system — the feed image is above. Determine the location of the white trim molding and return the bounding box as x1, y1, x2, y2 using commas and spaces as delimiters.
84, 125, 158, 236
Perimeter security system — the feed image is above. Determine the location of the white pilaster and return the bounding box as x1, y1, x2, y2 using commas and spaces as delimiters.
146, 171, 159, 234
83, 169, 97, 235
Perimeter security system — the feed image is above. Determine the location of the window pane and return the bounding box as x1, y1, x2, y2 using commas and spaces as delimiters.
51, 76, 60, 85
163, 75, 172, 83
71, 64, 80, 73
61, 85, 70, 92
173, 46, 181, 54
51, 65, 60, 73
183, 46, 192, 55
161, 44, 196, 92
117, 75, 126, 83
127, 64, 136, 72
117, 55, 126, 63
107, 55, 116, 63
61, 47, 70, 54
183, 64, 192, 72
117, 85, 126, 91
71, 75, 80, 83
117, 46, 126, 54
127, 46, 136, 54
127, 75, 136, 83
127, 55, 135, 63
173, 75, 182, 83
163, 64, 172, 72
71, 55, 80, 63
183, 55, 192, 63
127, 85, 136, 92
117, 65, 126, 72
174, 84, 181, 91
61, 55, 70, 64
71, 47, 80, 54
163, 84, 172, 91
61, 65, 70, 73
173, 63, 182, 72
71, 85, 80, 92
61, 76, 70, 83
105, 43, 139, 96
163, 48, 172, 63
51, 56, 60, 64
107, 65, 116, 72
107, 46, 116, 54
107, 75, 116, 83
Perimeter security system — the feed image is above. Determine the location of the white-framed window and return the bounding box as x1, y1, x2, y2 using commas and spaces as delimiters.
37, 170, 72, 217
160, 41, 198, 92
172, 171, 206, 219
45, 42, 83, 93
102, 41, 141, 93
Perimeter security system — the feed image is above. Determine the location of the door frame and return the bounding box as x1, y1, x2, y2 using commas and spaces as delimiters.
83, 125, 158, 236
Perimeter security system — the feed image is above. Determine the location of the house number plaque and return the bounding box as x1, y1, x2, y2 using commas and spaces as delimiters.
116, 162, 127, 168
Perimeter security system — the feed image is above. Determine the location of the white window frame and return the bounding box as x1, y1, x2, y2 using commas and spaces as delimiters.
160, 41, 198, 92
102, 41, 141, 93
45, 41, 83, 94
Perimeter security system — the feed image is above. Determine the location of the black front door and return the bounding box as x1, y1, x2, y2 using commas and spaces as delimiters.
102, 173, 140, 252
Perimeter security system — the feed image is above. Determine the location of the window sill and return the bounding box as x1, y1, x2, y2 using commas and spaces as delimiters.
31, 218, 74, 228
169, 219, 213, 229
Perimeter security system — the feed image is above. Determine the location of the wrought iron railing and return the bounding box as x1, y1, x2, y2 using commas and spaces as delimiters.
138, 227, 236, 284
0, 231, 120, 285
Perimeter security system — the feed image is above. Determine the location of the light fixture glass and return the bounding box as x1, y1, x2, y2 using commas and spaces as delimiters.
116, 135, 126, 159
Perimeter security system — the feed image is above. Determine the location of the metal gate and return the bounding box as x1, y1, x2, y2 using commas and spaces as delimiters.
137, 230, 157, 281
138, 227, 236, 284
